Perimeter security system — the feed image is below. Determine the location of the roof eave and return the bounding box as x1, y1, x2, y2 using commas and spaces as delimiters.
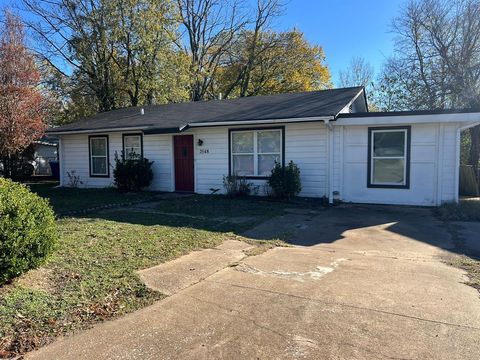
47, 126, 151, 135
187, 116, 335, 128
335, 111, 480, 125
49, 116, 336, 135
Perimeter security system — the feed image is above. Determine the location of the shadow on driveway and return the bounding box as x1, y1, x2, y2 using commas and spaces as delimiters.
75, 199, 479, 259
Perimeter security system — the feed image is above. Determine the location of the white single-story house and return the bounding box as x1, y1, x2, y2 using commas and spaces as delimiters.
47, 86, 480, 206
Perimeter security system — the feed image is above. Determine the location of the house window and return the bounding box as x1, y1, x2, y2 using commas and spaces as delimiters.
230, 128, 283, 177
368, 127, 410, 188
123, 134, 143, 159
89, 135, 109, 177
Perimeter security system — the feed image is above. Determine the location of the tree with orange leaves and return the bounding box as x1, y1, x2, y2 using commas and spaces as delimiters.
0, 11, 46, 179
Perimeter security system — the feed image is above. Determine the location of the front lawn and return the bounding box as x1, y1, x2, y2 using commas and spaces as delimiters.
154, 194, 322, 219
27, 183, 158, 213
0, 187, 298, 357
0, 214, 233, 357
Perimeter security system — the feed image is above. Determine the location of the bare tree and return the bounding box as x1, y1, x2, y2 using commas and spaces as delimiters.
22, 0, 119, 112
382, 0, 480, 182
176, 0, 248, 101
21, 0, 183, 112
217, 0, 284, 98
238, 0, 283, 97
339, 56, 374, 88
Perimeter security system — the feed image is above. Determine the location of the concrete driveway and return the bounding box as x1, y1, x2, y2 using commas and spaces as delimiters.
27, 205, 480, 359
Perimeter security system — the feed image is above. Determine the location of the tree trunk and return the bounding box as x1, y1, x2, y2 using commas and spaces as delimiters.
2, 154, 13, 179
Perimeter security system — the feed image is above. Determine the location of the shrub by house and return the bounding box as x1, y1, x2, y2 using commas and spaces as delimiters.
113, 153, 154, 192
0, 178, 57, 284
267, 161, 302, 199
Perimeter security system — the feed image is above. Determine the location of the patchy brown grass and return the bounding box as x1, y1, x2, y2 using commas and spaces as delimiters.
435, 199, 480, 222
445, 255, 480, 292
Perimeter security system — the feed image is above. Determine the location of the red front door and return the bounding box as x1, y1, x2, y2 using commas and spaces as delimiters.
174, 135, 194, 192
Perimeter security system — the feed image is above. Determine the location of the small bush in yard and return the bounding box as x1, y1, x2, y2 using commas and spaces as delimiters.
223, 175, 253, 197
113, 153, 154, 192
267, 161, 302, 199
0, 178, 57, 285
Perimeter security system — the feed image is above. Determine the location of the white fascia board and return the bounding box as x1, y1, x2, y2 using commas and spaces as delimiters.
334, 112, 480, 126
338, 88, 366, 114
188, 116, 334, 127
458, 121, 480, 131
48, 126, 149, 135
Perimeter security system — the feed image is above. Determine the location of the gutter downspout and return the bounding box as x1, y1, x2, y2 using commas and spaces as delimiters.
325, 118, 334, 204
455, 121, 480, 203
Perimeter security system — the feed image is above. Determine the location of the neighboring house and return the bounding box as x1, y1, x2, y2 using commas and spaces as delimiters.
33, 137, 59, 176
47, 87, 480, 206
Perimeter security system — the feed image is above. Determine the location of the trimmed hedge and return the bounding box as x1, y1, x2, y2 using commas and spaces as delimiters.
0, 178, 57, 285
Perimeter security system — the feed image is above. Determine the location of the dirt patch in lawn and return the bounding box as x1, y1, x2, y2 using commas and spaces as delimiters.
15, 268, 56, 294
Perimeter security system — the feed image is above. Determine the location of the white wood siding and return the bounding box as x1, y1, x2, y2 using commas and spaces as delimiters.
284, 122, 327, 197
190, 123, 328, 197
143, 134, 173, 191
337, 123, 459, 206
59, 123, 328, 198
58, 120, 463, 206
59, 132, 174, 190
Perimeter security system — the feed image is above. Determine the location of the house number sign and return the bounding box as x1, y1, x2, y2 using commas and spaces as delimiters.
200, 149, 210, 154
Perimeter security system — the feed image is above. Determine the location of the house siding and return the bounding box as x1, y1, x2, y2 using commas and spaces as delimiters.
143, 134, 173, 191
59, 123, 328, 198
188, 122, 328, 197
336, 123, 459, 206
58, 120, 462, 206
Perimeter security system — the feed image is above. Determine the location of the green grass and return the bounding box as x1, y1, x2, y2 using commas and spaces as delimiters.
155, 194, 321, 217
0, 214, 233, 356
27, 183, 158, 213
154, 195, 287, 217
0, 188, 299, 357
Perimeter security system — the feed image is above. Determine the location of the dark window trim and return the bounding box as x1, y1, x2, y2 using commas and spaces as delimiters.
228, 126, 285, 179
367, 126, 411, 189
88, 135, 110, 178
122, 132, 144, 159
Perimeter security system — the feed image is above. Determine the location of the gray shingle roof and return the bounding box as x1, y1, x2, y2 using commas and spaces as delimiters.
48, 87, 364, 134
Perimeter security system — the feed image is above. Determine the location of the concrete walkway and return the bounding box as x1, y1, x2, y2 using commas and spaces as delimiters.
27, 205, 480, 359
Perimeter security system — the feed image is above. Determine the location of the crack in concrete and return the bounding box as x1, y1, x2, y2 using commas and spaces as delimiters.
235, 259, 348, 282
204, 278, 480, 331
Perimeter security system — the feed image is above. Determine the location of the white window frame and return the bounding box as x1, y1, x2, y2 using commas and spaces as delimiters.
89, 135, 109, 177
123, 133, 143, 160
369, 127, 409, 187
230, 128, 283, 177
